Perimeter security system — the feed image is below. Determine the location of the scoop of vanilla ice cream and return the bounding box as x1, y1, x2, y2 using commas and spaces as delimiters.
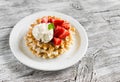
32, 23, 53, 43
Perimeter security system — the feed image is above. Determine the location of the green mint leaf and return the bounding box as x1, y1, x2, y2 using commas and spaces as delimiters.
48, 23, 54, 30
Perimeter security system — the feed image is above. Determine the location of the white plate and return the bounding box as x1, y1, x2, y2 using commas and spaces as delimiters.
9, 11, 88, 71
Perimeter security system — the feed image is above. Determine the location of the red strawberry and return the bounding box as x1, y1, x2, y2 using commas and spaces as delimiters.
54, 26, 64, 37
41, 16, 48, 23
62, 22, 70, 30
59, 29, 70, 39
53, 37, 61, 45
48, 17, 55, 23
53, 19, 64, 26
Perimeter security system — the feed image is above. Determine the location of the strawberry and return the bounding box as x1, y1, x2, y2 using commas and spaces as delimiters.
62, 22, 70, 30
48, 17, 55, 23
53, 19, 64, 26
54, 26, 64, 37
41, 16, 48, 23
53, 37, 61, 45
59, 29, 70, 39
54, 26, 70, 39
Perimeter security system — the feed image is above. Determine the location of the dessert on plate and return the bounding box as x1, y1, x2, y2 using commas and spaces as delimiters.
25, 16, 75, 59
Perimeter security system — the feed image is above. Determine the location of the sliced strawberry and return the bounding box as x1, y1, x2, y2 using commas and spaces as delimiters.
53, 19, 64, 26
62, 22, 70, 30
54, 26, 64, 37
48, 17, 55, 23
41, 16, 48, 23
53, 37, 61, 45
59, 29, 70, 39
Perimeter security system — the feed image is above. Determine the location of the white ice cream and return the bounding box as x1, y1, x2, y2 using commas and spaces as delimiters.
32, 23, 53, 43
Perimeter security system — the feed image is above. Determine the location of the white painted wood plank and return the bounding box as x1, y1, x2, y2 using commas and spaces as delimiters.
0, 0, 120, 82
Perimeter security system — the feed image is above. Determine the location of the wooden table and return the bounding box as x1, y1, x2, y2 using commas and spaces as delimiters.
0, 0, 120, 82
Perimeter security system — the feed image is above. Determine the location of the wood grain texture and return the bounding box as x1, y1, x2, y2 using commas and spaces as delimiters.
0, 0, 120, 82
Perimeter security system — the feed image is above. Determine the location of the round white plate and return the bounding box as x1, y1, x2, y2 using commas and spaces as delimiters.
9, 11, 88, 71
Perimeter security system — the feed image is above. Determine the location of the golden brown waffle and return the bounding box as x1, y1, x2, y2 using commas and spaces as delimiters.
24, 17, 75, 59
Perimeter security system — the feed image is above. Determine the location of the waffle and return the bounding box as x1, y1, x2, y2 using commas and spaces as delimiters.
24, 17, 75, 59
